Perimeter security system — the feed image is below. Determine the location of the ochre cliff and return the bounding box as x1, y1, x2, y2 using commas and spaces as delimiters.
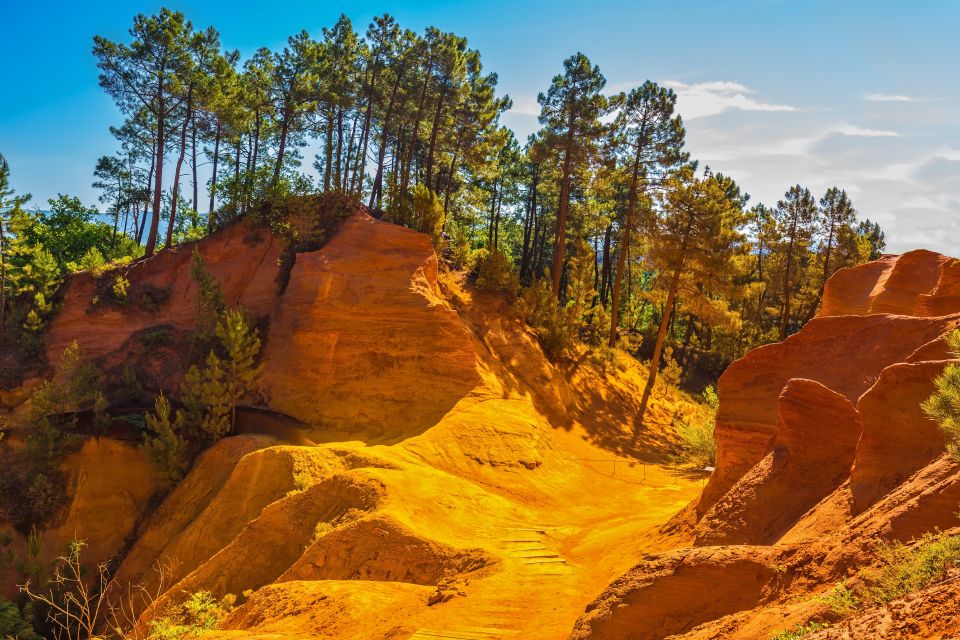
574, 249, 960, 640
1, 206, 709, 639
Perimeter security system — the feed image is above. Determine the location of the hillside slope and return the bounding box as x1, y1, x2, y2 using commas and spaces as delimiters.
1, 206, 710, 639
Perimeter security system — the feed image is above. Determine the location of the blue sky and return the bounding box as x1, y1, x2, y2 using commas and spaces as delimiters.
2, 0, 958, 253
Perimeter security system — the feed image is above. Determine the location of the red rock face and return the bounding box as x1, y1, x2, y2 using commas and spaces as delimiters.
851, 360, 952, 512
577, 249, 960, 640
820, 249, 959, 318
695, 379, 861, 545
260, 212, 479, 441
704, 313, 958, 511
44, 221, 284, 364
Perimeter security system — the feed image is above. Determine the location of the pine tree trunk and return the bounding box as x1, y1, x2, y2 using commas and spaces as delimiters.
779, 217, 799, 340
209, 120, 221, 220
324, 111, 334, 192
335, 107, 344, 192
551, 143, 573, 297
608, 141, 643, 346
191, 113, 199, 212
166, 89, 193, 248
425, 89, 446, 188
145, 90, 165, 257
637, 265, 682, 425
273, 113, 290, 186
0, 215, 6, 334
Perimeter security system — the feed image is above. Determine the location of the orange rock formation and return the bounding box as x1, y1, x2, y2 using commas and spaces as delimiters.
575, 249, 960, 639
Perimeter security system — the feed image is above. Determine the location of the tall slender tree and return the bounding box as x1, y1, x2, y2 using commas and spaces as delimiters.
93, 9, 192, 257
537, 53, 608, 296
607, 81, 687, 346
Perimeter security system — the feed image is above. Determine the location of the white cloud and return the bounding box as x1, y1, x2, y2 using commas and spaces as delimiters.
933, 147, 960, 161
662, 80, 797, 120
829, 122, 900, 137
864, 93, 915, 102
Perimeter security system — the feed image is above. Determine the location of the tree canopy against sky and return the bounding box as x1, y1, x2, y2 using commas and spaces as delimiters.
1, 8, 889, 404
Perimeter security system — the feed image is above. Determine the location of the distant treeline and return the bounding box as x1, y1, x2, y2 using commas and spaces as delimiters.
0, 8, 884, 404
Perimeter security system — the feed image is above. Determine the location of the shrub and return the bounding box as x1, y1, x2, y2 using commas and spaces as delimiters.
862, 531, 960, 606
11, 342, 105, 527
770, 621, 829, 640
179, 309, 263, 442
921, 329, 960, 460
189, 249, 225, 342
474, 249, 520, 295
445, 223, 471, 268
147, 590, 236, 640
674, 385, 718, 468
515, 278, 577, 361
410, 183, 444, 246
816, 582, 860, 618
111, 275, 130, 302
140, 326, 175, 349
141, 393, 188, 484
0, 599, 39, 640
20, 539, 112, 640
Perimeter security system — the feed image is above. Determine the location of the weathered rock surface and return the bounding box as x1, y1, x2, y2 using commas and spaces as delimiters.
261, 212, 479, 440
577, 248, 960, 640
851, 360, 952, 512
694, 379, 861, 545
704, 313, 957, 511
45, 221, 284, 364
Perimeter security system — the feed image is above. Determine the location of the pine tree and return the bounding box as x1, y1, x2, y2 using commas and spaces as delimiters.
93, 9, 194, 256
141, 392, 188, 483
0, 153, 32, 335
773, 185, 817, 340
216, 309, 264, 431
921, 330, 960, 460
537, 53, 608, 297
608, 81, 687, 346
637, 168, 744, 424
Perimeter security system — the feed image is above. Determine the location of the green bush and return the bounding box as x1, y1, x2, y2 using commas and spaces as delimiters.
816, 582, 860, 618
674, 385, 718, 468
515, 278, 577, 361
410, 183, 444, 246
141, 393, 188, 484
0, 599, 39, 640
474, 249, 519, 295
147, 590, 236, 640
862, 531, 960, 606
178, 309, 263, 443
921, 329, 960, 460
770, 621, 829, 640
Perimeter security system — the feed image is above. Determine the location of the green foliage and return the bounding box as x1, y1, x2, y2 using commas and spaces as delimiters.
190, 249, 225, 341
921, 330, 960, 460
516, 277, 577, 361
112, 274, 130, 302
675, 421, 716, 468
446, 223, 471, 269
147, 590, 236, 640
179, 309, 263, 443
140, 326, 175, 348
474, 249, 520, 295
770, 621, 830, 640
142, 393, 188, 484
816, 582, 860, 618
65, 246, 106, 273
410, 184, 445, 245
675, 388, 717, 469
0, 598, 40, 640
862, 531, 960, 606
6, 343, 106, 528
